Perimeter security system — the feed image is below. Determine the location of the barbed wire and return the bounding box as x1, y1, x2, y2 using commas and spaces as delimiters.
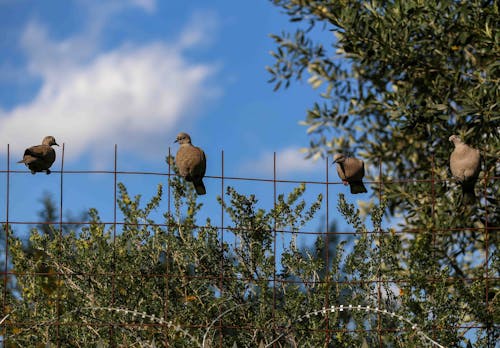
2, 304, 446, 348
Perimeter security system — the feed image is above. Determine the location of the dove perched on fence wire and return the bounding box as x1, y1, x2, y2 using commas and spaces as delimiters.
18, 136, 59, 174
449, 135, 481, 204
175, 132, 206, 195
333, 154, 367, 194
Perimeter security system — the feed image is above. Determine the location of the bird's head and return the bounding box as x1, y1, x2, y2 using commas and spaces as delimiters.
448, 135, 462, 145
42, 136, 59, 147
333, 153, 346, 164
175, 132, 192, 145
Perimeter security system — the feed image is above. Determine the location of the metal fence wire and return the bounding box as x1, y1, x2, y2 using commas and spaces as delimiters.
1, 143, 498, 347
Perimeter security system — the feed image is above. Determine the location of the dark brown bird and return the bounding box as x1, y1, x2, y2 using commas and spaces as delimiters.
175, 132, 206, 195
449, 135, 481, 204
333, 153, 367, 194
18, 136, 59, 174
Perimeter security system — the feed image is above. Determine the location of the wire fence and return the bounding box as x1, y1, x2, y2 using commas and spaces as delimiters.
1, 143, 498, 347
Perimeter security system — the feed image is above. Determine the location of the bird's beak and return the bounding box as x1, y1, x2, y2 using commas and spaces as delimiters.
54, 142, 59, 146
332, 159, 338, 164
174, 139, 179, 143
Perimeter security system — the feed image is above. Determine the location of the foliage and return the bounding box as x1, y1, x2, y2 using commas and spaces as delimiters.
0, 167, 319, 346
4, 167, 491, 346
268, 0, 499, 345
268, 0, 499, 221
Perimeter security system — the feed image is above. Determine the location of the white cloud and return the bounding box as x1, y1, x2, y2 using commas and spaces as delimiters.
240, 147, 324, 178
0, 8, 220, 168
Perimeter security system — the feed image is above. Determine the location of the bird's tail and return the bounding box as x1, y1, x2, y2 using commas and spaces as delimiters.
350, 181, 367, 194
462, 183, 476, 205
194, 180, 206, 195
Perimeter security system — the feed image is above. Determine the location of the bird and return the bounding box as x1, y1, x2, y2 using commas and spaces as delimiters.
333, 153, 367, 194
175, 132, 206, 195
18, 136, 59, 175
449, 134, 481, 204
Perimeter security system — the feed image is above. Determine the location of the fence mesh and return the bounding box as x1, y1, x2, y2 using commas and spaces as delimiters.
1, 143, 498, 347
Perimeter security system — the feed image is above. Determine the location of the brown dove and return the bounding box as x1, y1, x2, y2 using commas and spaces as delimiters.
449, 135, 481, 204
175, 132, 206, 195
18, 136, 59, 175
333, 154, 367, 194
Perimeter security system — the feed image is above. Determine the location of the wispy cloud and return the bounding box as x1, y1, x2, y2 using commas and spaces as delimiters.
0, 4, 221, 168
239, 147, 324, 178
178, 10, 219, 49
130, 0, 156, 13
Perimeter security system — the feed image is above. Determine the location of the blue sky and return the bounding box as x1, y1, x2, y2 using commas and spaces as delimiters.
0, 0, 375, 247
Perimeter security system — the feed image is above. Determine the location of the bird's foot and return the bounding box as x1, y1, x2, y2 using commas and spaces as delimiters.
342, 181, 349, 186
31, 170, 36, 175
46, 169, 51, 175
451, 175, 463, 183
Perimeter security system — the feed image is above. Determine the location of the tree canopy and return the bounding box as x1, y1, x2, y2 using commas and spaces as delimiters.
267, 0, 499, 345
268, 0, 499, 209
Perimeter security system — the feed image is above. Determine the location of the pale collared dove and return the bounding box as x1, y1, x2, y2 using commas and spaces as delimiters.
449, 135, 481, 204
18, 136, 59, 174
175, 132, 206, 195
333, 154, 367, 194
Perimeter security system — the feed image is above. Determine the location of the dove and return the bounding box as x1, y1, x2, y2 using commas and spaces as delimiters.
449, 135, 481, 204
175, 132, 206, 195
333, 154, 367, 194
18, 136, 59, 175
